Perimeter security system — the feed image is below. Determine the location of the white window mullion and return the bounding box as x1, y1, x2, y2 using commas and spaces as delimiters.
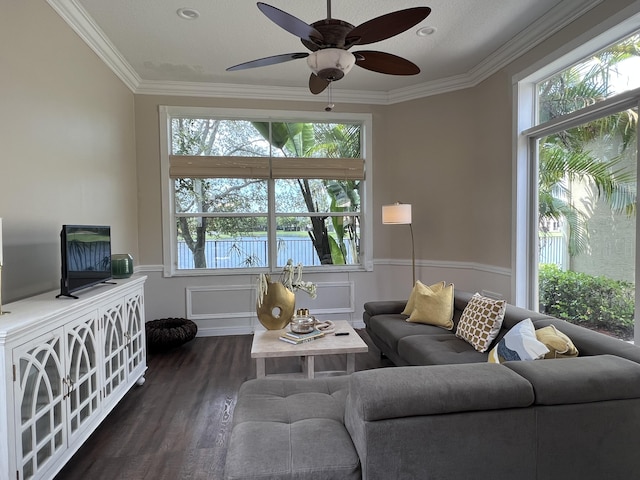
267, 178, 277, 272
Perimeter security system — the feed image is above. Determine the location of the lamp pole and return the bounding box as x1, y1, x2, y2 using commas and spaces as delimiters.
409, 223, 415, 286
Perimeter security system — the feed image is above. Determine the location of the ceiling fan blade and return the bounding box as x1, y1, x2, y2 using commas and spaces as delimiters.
355, 51, 420, 75
227, 52, 309, 71
346, 7, 431, 46
257, 2, 323, 44
309, 73, 330, 94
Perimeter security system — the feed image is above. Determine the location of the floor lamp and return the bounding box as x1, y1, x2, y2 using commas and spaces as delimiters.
382, 203, 415, 286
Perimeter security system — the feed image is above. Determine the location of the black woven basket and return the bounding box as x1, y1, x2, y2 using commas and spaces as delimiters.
145, 318, 198, 353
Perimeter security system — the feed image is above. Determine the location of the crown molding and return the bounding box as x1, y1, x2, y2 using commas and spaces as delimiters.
468, 0, 604, 84
48, 0, 602, 105
134, 80, 391, 105
47, 0, 141, 91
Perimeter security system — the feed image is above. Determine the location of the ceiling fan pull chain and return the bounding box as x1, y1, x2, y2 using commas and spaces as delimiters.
326, 84, 335, 112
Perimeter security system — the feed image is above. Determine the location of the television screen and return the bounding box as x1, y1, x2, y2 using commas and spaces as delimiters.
58, 225, 112, 298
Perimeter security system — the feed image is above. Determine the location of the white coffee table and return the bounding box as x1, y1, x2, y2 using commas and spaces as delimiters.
251, 320, 368, 378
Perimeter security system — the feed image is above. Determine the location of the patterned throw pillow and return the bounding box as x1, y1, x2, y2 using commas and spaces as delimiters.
401, 280, 446, 315
456, 293, 506, 352
488, 318, 549, 363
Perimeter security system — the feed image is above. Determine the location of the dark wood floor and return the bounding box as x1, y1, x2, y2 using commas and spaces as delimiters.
54, 330, 386, 480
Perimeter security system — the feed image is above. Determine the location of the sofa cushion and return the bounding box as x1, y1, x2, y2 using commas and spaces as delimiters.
456, 293, 506, 352
504, 355, 640, 405
231, 376, 349, 425
398, 334, 489, 365
535, 324, 579, 359
225, 377, 360, 480
401, 280, 445, 315
407, 282, 454, 330
367, 314, 452, 354
488, 319, 549, 363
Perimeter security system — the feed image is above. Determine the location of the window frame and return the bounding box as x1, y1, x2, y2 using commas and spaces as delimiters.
159, 106, 373, 277
513, 9, 640, 331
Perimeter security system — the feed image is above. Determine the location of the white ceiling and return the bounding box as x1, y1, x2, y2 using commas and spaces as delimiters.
47, 0, 602, 103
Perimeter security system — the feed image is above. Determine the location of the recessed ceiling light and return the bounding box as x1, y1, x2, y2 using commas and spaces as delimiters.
416, 26, 437, 37
177, 8, 200, 20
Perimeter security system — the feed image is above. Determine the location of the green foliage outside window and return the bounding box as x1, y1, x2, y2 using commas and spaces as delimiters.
538, 264, 634, 340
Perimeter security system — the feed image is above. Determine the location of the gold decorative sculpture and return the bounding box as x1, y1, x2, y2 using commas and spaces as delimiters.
256, 278, 295, 330
255, 260, 317, 330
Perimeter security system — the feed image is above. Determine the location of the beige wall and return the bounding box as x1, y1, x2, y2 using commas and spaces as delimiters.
0, 1, 138, 302
3, 0, 637, 320
381, 85, 513, 267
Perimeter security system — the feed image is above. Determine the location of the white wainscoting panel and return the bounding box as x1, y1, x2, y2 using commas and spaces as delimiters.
186, 284, 256, 320
185, 281, 357, 336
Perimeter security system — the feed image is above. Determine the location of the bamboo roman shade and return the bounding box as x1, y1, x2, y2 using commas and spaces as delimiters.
270, 157, 364, 180
170, 156, 365, 180
169, 156, 270, 179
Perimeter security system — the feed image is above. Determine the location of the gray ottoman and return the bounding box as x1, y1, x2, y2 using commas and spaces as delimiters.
224, 376, 360, 480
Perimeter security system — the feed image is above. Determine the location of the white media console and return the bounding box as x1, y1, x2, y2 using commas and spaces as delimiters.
0, 275, 147, 480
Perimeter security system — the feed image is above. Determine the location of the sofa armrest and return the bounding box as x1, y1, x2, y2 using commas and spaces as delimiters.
363, 300, 407, 317
504, 354, 640, 405
346, 363, 533, 421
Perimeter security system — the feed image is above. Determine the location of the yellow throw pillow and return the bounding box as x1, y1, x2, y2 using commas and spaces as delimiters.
535, 325, 579, 359
402, 281, 446, 315
407, 283, 454, 330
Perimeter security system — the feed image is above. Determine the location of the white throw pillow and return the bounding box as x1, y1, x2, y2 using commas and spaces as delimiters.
488, 318, 549, 363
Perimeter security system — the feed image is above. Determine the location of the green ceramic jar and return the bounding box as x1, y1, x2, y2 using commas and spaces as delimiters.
111, 253, 134, 279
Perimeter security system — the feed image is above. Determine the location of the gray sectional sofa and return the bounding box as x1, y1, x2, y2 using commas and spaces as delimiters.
364, 290, 640, 366
225, 290, 640, 480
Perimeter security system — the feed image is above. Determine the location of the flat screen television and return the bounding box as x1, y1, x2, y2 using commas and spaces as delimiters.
58, 225, 112, 298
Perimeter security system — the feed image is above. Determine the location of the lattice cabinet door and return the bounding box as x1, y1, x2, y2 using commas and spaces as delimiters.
125, 289, 146, 383
64, 311, 101, 444
12, 329, 67, 480
101, 300, 128, 407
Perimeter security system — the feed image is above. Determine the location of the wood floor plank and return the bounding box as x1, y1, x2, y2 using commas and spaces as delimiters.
53, 330, 385, 480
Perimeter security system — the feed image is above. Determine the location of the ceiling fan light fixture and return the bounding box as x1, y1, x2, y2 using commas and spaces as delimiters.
306, 48, 355, 81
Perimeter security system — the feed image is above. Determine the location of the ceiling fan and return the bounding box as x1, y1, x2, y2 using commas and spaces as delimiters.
227, 1, 431, 95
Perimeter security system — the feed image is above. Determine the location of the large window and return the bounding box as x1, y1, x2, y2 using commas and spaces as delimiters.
159, 107, 372, 276
516, 29, 640, 341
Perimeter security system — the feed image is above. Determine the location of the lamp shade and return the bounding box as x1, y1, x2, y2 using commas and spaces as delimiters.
382, 203, 412, 225
307, 48, 356, 81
